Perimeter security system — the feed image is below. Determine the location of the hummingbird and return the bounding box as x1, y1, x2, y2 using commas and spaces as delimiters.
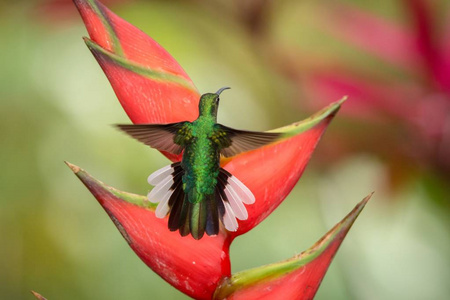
117, 87, 281, 240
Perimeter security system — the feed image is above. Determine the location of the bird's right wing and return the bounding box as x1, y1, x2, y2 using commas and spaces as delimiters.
116, 122, 192, 154
212, 124, 282, 157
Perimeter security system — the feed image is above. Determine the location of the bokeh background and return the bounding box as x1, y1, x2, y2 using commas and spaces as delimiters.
1, 0, 450, 299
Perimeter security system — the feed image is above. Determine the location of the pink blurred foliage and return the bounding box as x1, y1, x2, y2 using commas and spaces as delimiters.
298, 0, 450, 177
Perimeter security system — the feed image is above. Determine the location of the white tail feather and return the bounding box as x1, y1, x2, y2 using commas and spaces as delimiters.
224, 186, 248, 220
228, 175, 255, 204
148, 165, 173, 185
155, 191, 172, 218
222, 201, 238, 231
148, 176, 173, 203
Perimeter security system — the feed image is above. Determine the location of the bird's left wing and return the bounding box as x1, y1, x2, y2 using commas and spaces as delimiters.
116, 122, 192, 154
212, 124, 282, 157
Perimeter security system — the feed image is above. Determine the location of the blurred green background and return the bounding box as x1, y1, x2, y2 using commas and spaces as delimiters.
1, 0, 450, 299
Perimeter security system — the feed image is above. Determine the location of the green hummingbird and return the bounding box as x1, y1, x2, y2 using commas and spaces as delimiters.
117, 87, 281, 240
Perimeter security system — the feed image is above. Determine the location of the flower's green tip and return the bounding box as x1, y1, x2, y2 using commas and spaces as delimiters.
338, 95, 348, 106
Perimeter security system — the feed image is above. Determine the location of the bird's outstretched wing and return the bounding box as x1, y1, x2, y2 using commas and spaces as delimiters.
116, 122, 192, 154
212, 124, 282, 157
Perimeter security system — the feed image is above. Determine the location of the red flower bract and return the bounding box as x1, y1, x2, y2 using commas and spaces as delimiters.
74, 0, 199, 124
225, 116, 336, 236
67, 162, 230, 299
70, 0, 369, 299
214, 194, 371, 299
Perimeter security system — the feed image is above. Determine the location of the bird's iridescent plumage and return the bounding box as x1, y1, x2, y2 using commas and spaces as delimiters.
117, 88, 281, 239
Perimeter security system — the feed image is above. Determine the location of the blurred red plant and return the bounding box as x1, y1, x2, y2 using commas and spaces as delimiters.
68, 0, 370, 298
294, 0, 450, 179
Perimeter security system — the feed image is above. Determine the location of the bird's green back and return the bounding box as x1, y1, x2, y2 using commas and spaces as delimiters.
180, 93, 222, 203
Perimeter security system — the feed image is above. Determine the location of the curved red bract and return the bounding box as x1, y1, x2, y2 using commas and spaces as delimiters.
74, 0, 200, 125
88, 52, 199, 124
225, 118, 334, 236
70, 163, 231, 299
212, 195, 370, 299
74, 0, 195, 79
104, 201, 230, 299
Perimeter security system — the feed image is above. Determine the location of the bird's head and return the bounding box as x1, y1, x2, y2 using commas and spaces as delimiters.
198, 87, 230, 118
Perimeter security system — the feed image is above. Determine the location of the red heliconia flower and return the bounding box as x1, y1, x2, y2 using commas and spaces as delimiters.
68, 0, 370, 299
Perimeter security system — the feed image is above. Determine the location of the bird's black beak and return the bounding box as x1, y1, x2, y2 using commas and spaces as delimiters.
216, 87, 231, 95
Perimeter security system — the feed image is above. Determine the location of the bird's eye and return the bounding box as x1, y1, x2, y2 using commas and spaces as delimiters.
215, 97, 220, 103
